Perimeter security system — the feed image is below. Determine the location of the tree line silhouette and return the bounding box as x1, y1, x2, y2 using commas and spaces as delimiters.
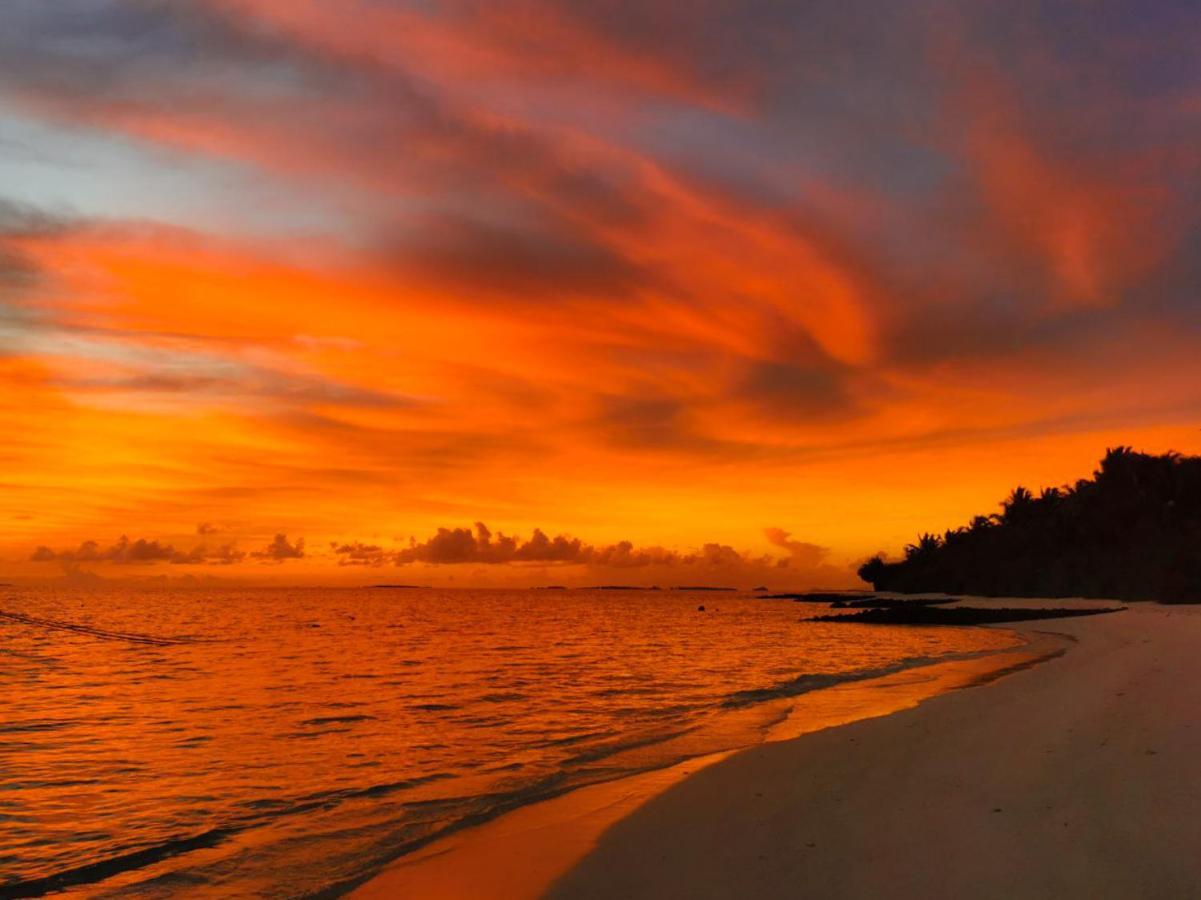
859, 447, 1201, 603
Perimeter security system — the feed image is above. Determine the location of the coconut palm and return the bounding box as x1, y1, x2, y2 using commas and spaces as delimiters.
859, 448, 1201, 603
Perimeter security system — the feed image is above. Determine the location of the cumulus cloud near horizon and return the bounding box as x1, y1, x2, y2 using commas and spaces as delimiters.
27, 524, 857, 586
29, 534, 281, 566
335, 522, 847, 579
252, 533, 305, 561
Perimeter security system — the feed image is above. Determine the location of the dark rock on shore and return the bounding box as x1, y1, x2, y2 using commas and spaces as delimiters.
811, 605, 1125, 625
832, 596, 958, 609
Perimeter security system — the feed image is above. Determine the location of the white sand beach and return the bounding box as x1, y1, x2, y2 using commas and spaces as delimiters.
550, 602, 1201, 899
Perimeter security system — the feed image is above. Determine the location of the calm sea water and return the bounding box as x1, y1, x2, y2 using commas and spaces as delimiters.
1, 587, 1017, 897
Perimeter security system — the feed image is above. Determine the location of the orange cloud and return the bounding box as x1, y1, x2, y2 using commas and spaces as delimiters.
254, 533, 305, 561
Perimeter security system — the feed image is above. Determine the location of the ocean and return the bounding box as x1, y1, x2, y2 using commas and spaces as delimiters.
1, 587, 1018, 897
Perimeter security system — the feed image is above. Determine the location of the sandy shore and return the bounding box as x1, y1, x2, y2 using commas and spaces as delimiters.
550, 602, 1201, 899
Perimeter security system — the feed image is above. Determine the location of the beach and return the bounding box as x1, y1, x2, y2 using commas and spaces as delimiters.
352, 601, 1201, 899
550, 601, 1201, 899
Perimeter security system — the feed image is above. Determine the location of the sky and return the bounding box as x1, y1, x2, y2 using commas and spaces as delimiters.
1, 0, 1200, 588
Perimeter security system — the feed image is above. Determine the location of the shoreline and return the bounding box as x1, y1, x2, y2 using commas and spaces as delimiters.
550, 601, 1201, 899
347, 622, 1067, 899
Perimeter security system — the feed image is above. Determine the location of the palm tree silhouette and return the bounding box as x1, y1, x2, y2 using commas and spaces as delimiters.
857, 447, 1201, 603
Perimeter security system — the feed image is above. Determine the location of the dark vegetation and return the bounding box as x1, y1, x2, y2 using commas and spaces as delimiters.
760, 592, 870, 602
859, 447, 1201, 603
811, 605, 1123, 625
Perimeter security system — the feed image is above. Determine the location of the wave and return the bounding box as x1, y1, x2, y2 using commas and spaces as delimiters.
561, 727, 697, 767
0, 827, 233, 899
0, 772, 458, 898
0, 721, 76, 735
299, 715, 378, 726
722, 650, 1001, 708
0, 610, 201, 646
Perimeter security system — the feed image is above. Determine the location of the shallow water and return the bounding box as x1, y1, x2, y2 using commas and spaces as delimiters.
0, 587, 1018, 897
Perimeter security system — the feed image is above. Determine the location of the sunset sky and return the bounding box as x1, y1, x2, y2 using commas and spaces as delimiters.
2, 1, 1199, 587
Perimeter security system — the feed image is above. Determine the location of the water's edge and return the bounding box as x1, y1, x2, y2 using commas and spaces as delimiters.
338, 628, 1068, 900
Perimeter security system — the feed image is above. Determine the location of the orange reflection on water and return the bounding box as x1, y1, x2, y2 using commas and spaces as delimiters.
2, 587, 1019, 896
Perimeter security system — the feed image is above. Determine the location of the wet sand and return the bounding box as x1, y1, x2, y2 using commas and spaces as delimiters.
350, 619, 1066, 899
550, 602, 1201, 899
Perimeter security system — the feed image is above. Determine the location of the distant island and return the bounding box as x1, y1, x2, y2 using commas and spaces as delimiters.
859, 447, 1201, 603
